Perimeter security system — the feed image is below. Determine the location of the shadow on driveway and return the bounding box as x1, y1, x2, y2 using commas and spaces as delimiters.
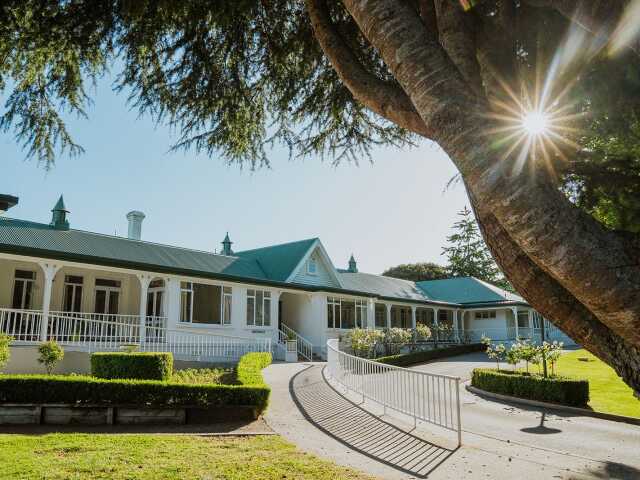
289, 364, 456, 479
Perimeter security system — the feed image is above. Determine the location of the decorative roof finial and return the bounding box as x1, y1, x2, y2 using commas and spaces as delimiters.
221, 232, 233, 256
348, 254, 358, 273
50, 195, 70, 230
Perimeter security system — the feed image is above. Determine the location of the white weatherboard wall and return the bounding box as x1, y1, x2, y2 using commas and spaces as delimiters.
290, 249, 340, 288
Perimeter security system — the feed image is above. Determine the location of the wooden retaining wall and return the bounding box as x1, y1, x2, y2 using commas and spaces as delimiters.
0, 404, 259, 425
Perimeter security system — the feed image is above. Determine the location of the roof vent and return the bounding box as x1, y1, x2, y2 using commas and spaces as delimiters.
348, 254, 358, 273
0, 194, 18, 215
221, 232, 233, 256
126, 211, 145, 241
50, 195, 70, 230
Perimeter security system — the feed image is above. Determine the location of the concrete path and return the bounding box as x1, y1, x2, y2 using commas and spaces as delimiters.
263, 360, 640, 479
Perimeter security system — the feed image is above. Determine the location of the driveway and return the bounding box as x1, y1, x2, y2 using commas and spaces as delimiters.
263, 360, 640, 479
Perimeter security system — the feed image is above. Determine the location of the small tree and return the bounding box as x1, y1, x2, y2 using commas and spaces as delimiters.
38, 341, 64, 374
513, 339, 538, 374
538, 341, 564, 377
347, 328, 384, 358
0, 334, 12, 372
482, 337, 506, 370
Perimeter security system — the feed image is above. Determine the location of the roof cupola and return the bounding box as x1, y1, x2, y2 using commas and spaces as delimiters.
126, 211, 146, 241
347, 254, 358, 273
50, 195, 70, 230
221, 232, 233, 256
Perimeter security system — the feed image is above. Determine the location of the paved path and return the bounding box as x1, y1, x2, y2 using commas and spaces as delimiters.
264, 360, 640, 479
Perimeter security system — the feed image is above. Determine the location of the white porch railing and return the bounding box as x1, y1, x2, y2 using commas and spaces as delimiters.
279, 323, 313, 361
0, 308, 271, 361
326, 339, 462, 446
0, 308, 42, 342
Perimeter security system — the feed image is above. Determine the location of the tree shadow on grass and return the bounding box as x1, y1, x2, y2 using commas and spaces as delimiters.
289, 364, 457, 479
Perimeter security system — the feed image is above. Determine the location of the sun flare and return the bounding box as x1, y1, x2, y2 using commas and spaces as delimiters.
521, 111, 548, 136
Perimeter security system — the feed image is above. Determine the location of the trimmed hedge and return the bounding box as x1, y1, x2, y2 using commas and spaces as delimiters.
471, 368, 589, 407
0, 352, 273, 413
91, 352, 173, 381
376, 343, 486, 367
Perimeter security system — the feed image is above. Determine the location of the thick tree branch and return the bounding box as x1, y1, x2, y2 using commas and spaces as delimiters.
305, 0, 434, 138
418, 0, 438, 38
341, 0, 640, 345
433, 0, 483, 95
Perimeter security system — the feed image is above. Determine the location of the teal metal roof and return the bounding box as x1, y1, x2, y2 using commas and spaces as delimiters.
338, 271, 430, 302
416, 277, 525, 305
235, 238, 318, 282
0, 218, 267, 281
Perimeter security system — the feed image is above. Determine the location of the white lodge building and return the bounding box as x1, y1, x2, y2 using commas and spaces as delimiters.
0, 195, 573, 367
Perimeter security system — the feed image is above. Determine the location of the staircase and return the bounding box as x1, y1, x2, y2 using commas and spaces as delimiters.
276, 323, 313, 361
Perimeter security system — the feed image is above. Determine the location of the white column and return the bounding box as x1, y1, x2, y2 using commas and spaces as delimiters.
164, 277, 181, 329
137, 274, 153, 344
385, 304, 392, 329
454, 309, 460, 342
411, 305, 417, 330
433, 308, 439, 326
367, 299, 375, 329
512, 307, 519, 340
39, 262, 62, 342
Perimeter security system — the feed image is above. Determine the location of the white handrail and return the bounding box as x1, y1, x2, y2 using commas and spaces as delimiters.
0, 308, 42, 342
326, 338, 462, 447
279, 323, 313, 361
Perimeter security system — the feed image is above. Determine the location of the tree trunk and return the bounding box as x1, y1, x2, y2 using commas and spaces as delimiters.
341, 0, 640, 356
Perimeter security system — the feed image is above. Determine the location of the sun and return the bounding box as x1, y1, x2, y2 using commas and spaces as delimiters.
521, 110, 549, 136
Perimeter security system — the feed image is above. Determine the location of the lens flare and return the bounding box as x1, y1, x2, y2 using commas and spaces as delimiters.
521, 111, 548, 136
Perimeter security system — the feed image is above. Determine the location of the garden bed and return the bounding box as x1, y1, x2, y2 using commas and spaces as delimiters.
471, 368, 589, 407
376, 343, 486, 367
0, 352, 272, 426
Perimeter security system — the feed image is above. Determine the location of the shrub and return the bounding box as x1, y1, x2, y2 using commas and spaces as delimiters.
236, 352, 272, 386
346, 328, 384, 358
0, 352, 273, 413
471, 368, 589, 407
377, 343, 486, 367
38, 341, 64, 374
0, 334, 11, 372
382, 328, 412, 355
415, 324, 432, 342
91, 352, 173, 381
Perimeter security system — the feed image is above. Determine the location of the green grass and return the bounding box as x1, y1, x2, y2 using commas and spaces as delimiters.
171, 368, 236, 385
556, 349, 640, 418
0, 434, 373, 480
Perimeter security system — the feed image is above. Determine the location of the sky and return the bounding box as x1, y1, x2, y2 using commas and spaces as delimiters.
0, 77, 470, 275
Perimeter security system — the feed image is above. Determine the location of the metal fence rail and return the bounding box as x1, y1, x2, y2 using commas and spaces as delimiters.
326, 338, 462, 446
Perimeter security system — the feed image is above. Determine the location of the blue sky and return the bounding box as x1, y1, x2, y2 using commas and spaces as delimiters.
1, 77, 470, 275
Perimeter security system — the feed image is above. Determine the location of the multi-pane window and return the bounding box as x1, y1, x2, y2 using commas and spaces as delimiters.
180, 282, 231, 325
307, 256, 317, 275
327, 297, 367, 329
94, 279, 121, 316
246, 289, 271, 327
63, 275, 83, 313
375, 303, 387, 328
12, 270, 35, 310
474, 310, 497, 319
517, 310, 529, 328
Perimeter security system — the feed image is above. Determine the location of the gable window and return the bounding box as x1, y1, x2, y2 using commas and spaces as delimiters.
12, 270, 36, 310
474, 310, 497, 319
63, 275, 83, 313
307, 256, 318, 275
180, 282, 231, 325
247, 289, 271, 327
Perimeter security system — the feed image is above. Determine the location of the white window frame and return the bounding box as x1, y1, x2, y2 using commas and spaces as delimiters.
12, 270, 36, 310
62, 275, 84, 313
327, 297, 341, 329
180, 282, 231, 326
355, 299, 367, 328
93, 278, 122, 316
246, 289, 271, 327
327, 297, 367, 330
307, 256, 318, 275
474, 310, 497, 319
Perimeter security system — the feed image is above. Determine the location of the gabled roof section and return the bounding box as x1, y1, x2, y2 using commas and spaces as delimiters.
416, 277, 525, 305
339, 271, 430, 302
0, 218, 267, 280
235, 238, 319, 283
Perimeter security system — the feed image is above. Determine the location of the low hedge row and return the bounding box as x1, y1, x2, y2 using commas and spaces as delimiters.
91, 352, 173, 381
471, 368, 589, 407
0, 352, 273, 413
376, 343, 486, 367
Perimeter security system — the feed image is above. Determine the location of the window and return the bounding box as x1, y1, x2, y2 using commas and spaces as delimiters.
327, 297, 367, 329
390, 306, 412, 328
474, 310, 497, 319
247, 289, 271, 327
94, 278, 121, 315
416, 308, 433, 326
438, 310, 450, 323
375, 304, 387, 328
307, 256, 317, 275
12, 270, 35, 310
63, 275, 83, 313
180, 282, 231, 325
517, 310, 529, 328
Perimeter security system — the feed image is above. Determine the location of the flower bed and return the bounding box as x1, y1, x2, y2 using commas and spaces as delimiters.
376, 343, 486, 367
471, 368, 589, 407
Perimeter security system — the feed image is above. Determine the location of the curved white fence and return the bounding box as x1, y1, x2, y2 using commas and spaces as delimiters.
326, 339, 462, 446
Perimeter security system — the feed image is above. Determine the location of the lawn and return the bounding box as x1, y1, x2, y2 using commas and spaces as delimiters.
556, 349, 640, 418
0, 434, 373, 480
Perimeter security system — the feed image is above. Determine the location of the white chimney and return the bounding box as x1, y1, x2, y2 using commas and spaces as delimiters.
126, 211, 145, 240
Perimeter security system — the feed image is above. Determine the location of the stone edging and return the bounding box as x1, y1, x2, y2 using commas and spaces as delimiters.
465, 385, 640, 427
